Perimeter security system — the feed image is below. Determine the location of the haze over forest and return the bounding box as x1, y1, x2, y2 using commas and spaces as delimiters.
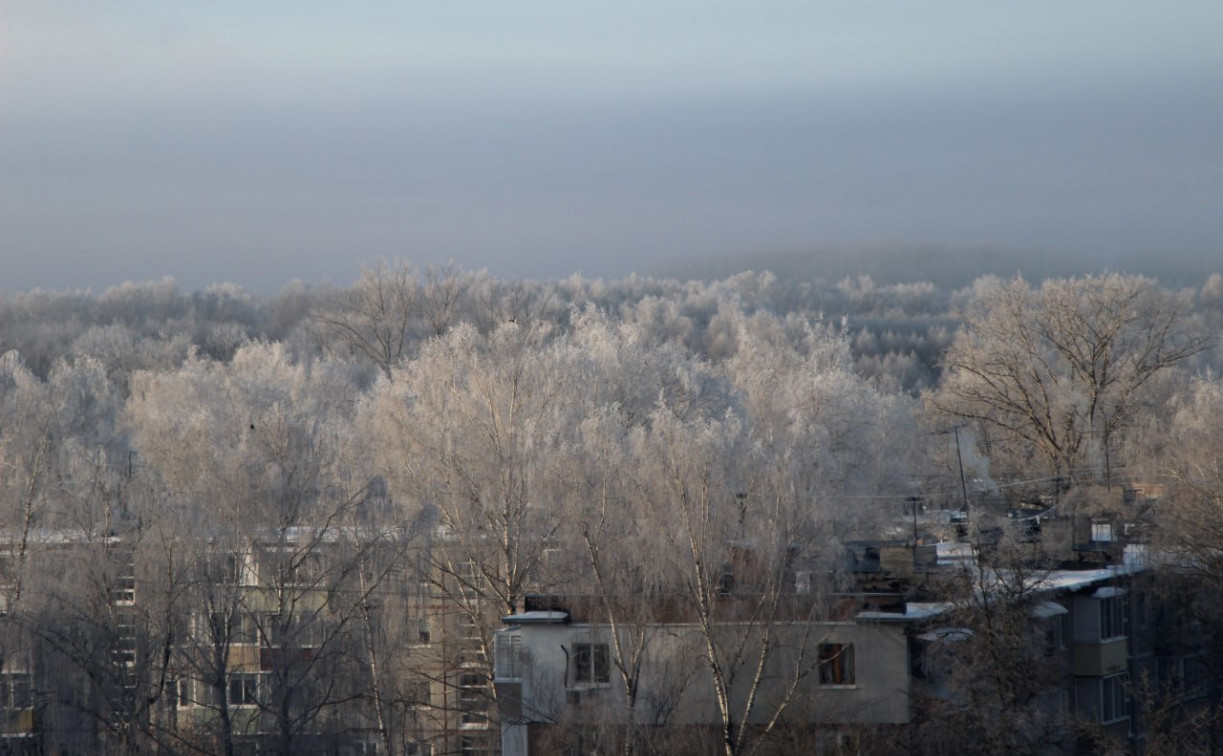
4, 2, 1221, 293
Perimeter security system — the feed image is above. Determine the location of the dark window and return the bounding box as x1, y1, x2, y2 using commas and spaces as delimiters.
459, 735, 494, 755
407, 680, 431, 706
224, 554, 242, 584
113, 612, 138, 666
0, 674, 32, 710
458, 672, 486, 709
573, 642, 610, 684
1183, 654, 1209, 700
167, 677, 191, 708
113, 558, 136, 604
819, 643, 855, 686
229, 674, 259, 706
207, 611, 259, 645
461, 710, 488, 726
1100, 596, 1126, 640
1100, 674, 1129, 723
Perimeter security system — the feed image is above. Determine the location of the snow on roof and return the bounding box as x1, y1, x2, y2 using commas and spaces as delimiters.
855, 611, 908, 622
917, 627, 974, 642
973, 544, 1149, 598
501, 610, 570, 625
903, 602, 956, 620
865, 543, 1149, 626
1031, 601, 1068, 618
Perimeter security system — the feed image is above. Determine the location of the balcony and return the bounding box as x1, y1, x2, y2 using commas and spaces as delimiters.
1073, 638, 1127, 677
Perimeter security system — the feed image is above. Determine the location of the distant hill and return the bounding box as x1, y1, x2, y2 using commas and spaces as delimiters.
654, 244, 1219, 291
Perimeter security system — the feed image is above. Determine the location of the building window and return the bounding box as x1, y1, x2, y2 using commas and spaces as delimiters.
205, 611, 259, 645
819, 643, 855, 687
457, 614, 485, 663
457, 560, 479, 587
458, 671, 488, 726
566, 730, 603, 756
572, 642, 610, 685
229, 673, 260, 706
407, 680, 431, 707
234, 613, 259, 645
0, 674, 32, 710
224, 554, 242, 584
495, 633, 523, 679
1182, 654, 1209, 700
266, 615, 323, 648
1091, 521, 1114, 543
1100, 674, 1129, 723
167, 677, 192, 708
113, 557, 136, 605
288, 553, 324, 587
459, 734, 494, 755
1100, 596, 1126, 640
1044, 626, 1059, 657
458, 673, 486, 705
113, 612, 138, 666
461, 710, 489, 727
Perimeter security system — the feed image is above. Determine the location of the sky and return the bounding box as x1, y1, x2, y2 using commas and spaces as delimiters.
2, 2, 1221, 294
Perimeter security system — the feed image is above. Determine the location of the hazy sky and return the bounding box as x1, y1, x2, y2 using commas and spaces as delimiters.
2, 2, 1221, 293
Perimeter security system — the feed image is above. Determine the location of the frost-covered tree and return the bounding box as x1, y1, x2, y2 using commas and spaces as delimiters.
934, 275, 1210, 482
125, 343, 373, 755
310, 259, 424, 377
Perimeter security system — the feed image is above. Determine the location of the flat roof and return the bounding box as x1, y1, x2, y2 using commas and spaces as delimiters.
502, 610, 570, 625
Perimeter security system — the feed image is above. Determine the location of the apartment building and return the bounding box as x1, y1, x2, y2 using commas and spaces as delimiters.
0, 524, 478, 755
494, 542, 1218, 755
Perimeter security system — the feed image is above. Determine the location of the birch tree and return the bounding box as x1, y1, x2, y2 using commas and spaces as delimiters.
362, 321, 584, 752
552, 312, 731, 752
629, 405, 833, 756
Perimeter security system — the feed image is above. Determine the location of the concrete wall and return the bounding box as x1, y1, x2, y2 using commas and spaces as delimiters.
498, 616, 912, 736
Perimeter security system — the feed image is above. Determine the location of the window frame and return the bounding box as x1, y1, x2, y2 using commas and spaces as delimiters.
112, 611, 139, 666
572, 642, 611, 686
0, 673, 32, 710
113, 557, 137, 605
1100, 673, 1130, 724
166, 676, 192, 708
1099, 595, 1127, 641
228, 673, 260, 707
818, 642, 856, 688
495, 633, 523, 679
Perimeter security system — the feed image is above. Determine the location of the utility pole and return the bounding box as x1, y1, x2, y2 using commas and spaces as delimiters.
953, 426, 970, 513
